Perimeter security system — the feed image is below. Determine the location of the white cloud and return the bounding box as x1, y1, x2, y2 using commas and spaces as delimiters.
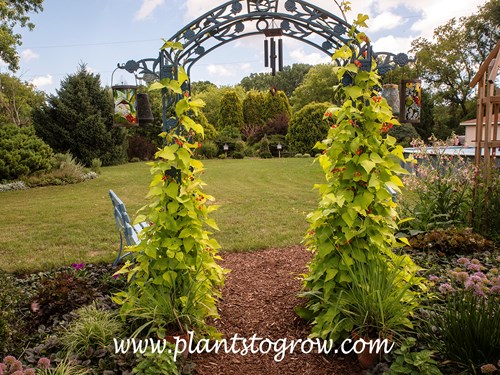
289, 47, 331, 65
184, 0, 215, 19
134, 0, 164, 21
206, 64, 235, 78
410, 0, 486, 39
372, 35, 414, 54
240, 63, 252, 71
21, 49, 39, 62
369, 11, 403, 32
30, 74, 53, 89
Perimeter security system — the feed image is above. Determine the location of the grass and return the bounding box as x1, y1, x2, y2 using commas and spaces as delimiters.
0, 158, 323, 272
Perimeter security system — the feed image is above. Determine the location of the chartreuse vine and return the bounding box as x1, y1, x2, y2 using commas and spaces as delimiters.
298, 15, 422, 343
113, 41, 225, 339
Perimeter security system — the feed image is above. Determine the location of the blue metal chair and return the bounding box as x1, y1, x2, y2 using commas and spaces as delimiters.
109, 190, 147, 266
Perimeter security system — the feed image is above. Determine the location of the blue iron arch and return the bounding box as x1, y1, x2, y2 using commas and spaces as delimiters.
119, 0, 408, 82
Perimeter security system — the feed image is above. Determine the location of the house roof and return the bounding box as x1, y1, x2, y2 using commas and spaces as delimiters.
460, 118, 498, 126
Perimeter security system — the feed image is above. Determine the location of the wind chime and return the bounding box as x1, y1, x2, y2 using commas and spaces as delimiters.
263, 26, 284, 77
111, 68, 154, 127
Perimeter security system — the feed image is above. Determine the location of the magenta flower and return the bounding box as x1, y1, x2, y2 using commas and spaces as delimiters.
70, 263, 85, 270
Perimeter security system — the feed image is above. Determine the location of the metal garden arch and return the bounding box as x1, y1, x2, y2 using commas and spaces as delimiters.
115, 0, 410, 130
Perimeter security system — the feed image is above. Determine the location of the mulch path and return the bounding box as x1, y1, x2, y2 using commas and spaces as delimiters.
192, 245, 361, 375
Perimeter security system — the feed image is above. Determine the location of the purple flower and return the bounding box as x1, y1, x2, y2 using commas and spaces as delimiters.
438, 283, 455, 294
2, 356, 16, 365
429, 275, 439, 282
24, 369, 36, 375
112, 274, 119, 279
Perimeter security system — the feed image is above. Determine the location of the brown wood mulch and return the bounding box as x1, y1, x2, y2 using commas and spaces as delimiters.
191, 246, 361, 375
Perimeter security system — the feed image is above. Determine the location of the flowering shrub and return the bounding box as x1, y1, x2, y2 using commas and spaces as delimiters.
400, 137, 475, 232
429, 256, 500, 297
422, 255, 500, 373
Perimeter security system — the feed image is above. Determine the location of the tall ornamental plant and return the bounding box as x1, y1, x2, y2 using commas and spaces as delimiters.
113, 42, 225, 339
299, 15, 420, 344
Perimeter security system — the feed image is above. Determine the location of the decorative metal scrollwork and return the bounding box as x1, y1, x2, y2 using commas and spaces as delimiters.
117, 0, 411, 81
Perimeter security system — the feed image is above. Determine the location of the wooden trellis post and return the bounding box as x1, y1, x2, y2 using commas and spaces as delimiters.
470, 40, 500, 181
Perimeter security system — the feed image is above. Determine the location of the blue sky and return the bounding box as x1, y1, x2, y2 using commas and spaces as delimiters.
5, 0, 486, 94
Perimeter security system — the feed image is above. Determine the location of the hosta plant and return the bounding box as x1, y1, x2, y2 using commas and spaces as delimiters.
298, 14, 421, 344
113, 41, 226, 340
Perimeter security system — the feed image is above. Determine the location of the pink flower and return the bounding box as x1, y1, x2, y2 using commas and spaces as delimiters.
457, 257, 470, 266
37, 358, 51, 369
467, 263, 481, 272
438, 283, 455, 294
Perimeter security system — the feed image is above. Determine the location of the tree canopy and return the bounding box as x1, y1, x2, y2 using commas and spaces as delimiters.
33, 64, 128, 166
0, 0, 43, 72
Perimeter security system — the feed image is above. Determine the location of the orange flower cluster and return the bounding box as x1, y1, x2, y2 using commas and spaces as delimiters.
381, 123, 394, 133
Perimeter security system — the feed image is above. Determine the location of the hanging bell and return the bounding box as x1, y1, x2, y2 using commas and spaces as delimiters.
381, 84, 400, 116
112, 85, 138, 127
137, 93, 154, 125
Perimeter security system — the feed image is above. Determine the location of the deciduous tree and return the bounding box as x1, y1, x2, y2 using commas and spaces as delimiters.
0, 0, 43, 71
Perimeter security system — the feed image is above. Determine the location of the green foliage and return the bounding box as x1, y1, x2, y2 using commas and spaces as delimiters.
242, 90, 267, 127
232, 151, 244, 159
265, 90, 292, 122
0, 272, 22, 356
0, 124, 53, 181
36, 358, 88, 375
20, 152, 93, 188
240, 63, 312, 98
133, 349, 178, 375
399, 138, 474, 232
286, 102, 330, 154
259, 134, 271, 157
32, 64, 128, 166
411, 1, 499, 124
114, 50, 225, 339
190, 81, 217, 95
60, 303, 124, 356
0, 73, 45, 127
387, 337, 442, 375
335, 254, 419, 340
299, 18, 420, 345
420, 290, 500, 373
0, 0, 43, 72
290, 64, 338, 112
196, 140, 219, 159
470, 167, 500, 243
388, 123, 420, 147
90, 158, 102, 174
217, 90, 244, 131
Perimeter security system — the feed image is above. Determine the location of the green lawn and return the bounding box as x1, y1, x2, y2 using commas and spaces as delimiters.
0, 158, 323, 272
